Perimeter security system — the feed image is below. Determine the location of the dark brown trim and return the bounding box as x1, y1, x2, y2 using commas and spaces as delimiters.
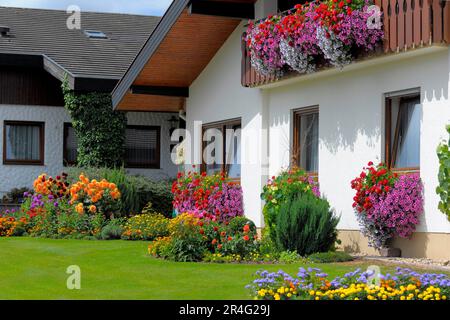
3, 120, 45, 166
201, 118, 242, 177
292, 106, 319, 175
63, 122, 77, 167
124, 125, 161, 169
130, 85, 189, 97
188, 0, 255, 19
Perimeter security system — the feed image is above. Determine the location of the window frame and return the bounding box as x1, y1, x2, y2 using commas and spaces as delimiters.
3, 120, 45, 166
63, 122, 77, 167
201, 118, 242, 181
384, 92, 421, 174
292, 106, 319, 177
124, 125, 161, 169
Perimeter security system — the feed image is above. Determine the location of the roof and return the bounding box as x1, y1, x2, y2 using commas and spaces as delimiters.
112, 0, 257, 112
0, 6, 160, 91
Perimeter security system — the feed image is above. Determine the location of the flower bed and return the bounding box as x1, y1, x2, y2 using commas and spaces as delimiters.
247, 267, 450, 300
172, 171, 244, 222
0, 172, 122, 239
351, 162, 424, 248
245, 0, 383, 76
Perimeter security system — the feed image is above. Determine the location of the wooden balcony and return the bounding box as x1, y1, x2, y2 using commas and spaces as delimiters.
241, 0, 450, 87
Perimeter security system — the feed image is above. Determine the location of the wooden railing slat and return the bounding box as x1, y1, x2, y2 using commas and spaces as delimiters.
413, 0, 422, 46
431, 0, 443, 43
398, 0, 406, 50
444, 1, 450, 43
405, 0, 414, 48
382, 0, 391, 51
422, 0, 431, 45
390, 0, 399, 51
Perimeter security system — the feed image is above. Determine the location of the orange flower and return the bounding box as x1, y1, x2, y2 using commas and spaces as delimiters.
89, 205, 97, 213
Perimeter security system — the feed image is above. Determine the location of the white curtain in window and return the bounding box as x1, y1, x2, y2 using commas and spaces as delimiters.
227, 126, 241, 178
299, 113, 319, 172
395, 99, 421, 168
6, 125, 40, 160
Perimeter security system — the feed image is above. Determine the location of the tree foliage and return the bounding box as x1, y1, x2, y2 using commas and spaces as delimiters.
437, 125, 450, 219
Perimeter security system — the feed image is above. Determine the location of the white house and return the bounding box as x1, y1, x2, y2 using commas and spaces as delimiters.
113, 0, 450, 259
0, 7, 180, 197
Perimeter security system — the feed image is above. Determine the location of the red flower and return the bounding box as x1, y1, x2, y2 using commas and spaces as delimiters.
243, 235, 250, 241
199, 228, 205, 235
243, 224, 250, 233
212, 239, 217, 245
227, 236, 232, 241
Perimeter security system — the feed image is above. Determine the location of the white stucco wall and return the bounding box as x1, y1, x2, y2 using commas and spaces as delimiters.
266, 49, 450, 233
186, 20, 450, 233
0, 105, 177, 196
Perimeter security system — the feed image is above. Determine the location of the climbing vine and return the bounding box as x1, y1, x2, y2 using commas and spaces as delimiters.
62, 79, 126, 168
437, 125, 450, 220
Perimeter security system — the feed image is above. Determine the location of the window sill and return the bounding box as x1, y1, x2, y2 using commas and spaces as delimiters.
391, 167, 420, 175
3, 161, 44, 166
125, 165, 161, 170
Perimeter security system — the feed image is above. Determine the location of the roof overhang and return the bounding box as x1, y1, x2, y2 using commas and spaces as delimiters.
0, 52, 119, 92
112, 0, 256, 112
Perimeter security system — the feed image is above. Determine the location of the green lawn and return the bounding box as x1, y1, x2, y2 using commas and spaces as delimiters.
0, 238, 413, 299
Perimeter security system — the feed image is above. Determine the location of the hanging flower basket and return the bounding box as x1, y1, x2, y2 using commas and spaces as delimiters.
245, 0, 384, 76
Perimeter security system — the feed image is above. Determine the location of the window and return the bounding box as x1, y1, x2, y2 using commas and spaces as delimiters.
84, 30, 107, 39
385, 91, 421, 171
3, 121, 44, 165
293, 107, 319, 173
125, 125, 160, 169
63, 123, 78, 166
202, 119, 241, 179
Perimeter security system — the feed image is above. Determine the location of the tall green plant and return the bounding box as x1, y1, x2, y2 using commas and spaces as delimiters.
437, 125, 450, 219
62, 79, 126, 168
275, 193, 339, 256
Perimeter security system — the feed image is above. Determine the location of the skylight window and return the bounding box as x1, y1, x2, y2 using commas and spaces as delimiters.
84, 30, 107, 39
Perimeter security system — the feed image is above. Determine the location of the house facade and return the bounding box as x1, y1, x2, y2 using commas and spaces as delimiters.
0, 7, 180, 197
113, 0, 450, 259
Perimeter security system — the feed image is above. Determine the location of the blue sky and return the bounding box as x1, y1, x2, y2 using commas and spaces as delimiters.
0, 0, 173, 16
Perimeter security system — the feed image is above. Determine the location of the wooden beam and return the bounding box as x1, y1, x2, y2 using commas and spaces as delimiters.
188, 0, 255, 19
131, 85, 189, 97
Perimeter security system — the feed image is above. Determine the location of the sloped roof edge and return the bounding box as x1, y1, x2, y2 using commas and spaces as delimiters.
111, 0, 190, 109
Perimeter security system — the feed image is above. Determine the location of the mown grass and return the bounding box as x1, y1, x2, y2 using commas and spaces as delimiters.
0, 237, 435, 300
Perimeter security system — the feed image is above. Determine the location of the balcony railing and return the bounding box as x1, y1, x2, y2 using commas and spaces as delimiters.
241, 0, 450, 87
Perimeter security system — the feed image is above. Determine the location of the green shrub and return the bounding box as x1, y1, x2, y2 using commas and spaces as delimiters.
122, 213, 169, 241
67, 167, 173, 216
307, 251, 354, 263
100, 219, 125, 240
261, 168, 320, 243
278, 250, 301, 264
258, 233, 280, 259
437, 125, 450, 219
275, 193, 339, 256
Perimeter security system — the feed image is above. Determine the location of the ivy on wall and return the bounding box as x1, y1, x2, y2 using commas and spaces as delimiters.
437, 125, 450, 220
62, 80, 126, 168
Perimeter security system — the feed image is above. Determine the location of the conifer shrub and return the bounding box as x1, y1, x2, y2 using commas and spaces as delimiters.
275, 193, 339, 256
